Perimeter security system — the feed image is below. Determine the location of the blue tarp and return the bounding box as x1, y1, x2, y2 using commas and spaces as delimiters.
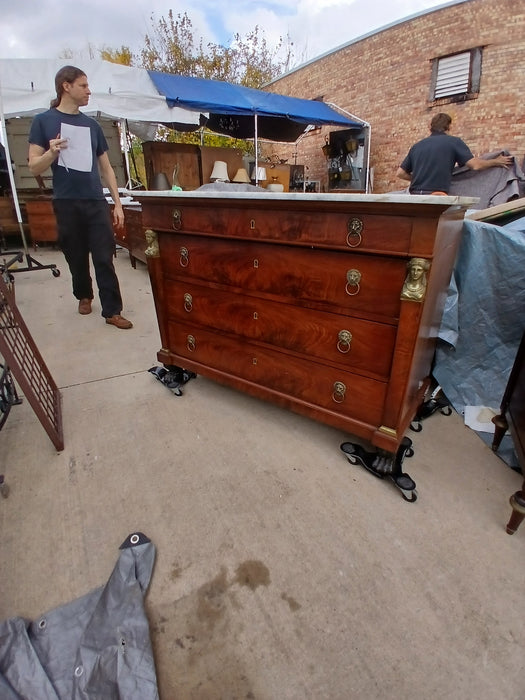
433, 216, 525, 467
147, 72, 361, 141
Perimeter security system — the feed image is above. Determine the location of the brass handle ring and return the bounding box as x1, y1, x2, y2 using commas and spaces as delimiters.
332, 381, 347, 403
337, 330, 352, 353
179, 246, 189, 267
345, 269, 361, 296
346, 217, 363, 247
172, 208, 182, 230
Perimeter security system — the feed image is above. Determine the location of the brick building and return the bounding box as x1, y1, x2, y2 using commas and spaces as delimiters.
266, 0, 525, 193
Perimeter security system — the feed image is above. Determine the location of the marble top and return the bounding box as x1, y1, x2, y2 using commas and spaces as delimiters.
128, 188, 478, 207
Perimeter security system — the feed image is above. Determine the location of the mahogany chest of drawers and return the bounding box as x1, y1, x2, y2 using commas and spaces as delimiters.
137, 191, 472, 456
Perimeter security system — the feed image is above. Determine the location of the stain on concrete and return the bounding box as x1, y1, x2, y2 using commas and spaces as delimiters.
197, 565, 229, 626
233, 560, 270, 591
68, 456, 77, 483
281, 592, 301, 611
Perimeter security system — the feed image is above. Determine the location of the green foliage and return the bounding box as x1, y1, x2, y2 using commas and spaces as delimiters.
139, 10, 294, 87
99, 46, 134, 66
95, 10, 294, 177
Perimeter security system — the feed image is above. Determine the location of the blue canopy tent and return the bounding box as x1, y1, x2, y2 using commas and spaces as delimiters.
148, 72, 361, 141
147, 72, 367, 185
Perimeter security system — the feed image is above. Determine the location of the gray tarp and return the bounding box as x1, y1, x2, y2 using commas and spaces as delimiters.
433, 216, 525, 465
0, 533, 158, 699
449, 151, 525, 209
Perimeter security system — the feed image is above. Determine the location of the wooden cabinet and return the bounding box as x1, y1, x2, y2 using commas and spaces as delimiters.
25, 198, 58, 246
137, 191, 471, 457
142, 142, 244, 191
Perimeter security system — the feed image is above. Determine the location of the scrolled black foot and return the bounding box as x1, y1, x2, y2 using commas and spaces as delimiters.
148, 365, 197, 396
340, 437, 418, 502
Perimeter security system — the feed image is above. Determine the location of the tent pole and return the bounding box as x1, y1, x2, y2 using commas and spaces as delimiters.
254, 114, 259, 184
0, 66, 59, 277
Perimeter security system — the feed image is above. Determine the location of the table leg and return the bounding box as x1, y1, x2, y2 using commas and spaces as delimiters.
506, 480, 525, 534
491, 412, 508, 452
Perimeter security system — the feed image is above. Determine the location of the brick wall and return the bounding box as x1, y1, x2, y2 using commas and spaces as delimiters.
267, 0, 525, 193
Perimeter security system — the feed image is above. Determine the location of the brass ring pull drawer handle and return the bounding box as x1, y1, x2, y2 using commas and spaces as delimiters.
179, 246, 189, 267
337, 330, 352, 353
183, 293, 193, 312
345, 269, 361, 296
332, 381, 346, 403
173, 208, 182, 230
187, 334, 196, 352
347, 217, 363, 247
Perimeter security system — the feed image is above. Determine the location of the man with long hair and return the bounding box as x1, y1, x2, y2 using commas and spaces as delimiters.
396, 112, 513, 195
28, 65, 132, 329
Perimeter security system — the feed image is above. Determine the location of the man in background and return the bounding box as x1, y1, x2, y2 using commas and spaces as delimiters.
28, 65, 132, 329
396, 112, 513, 195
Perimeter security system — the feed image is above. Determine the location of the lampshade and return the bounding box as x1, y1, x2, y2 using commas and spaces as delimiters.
209, 160, 230, 182
232, 167, 251, 183
151, 172, 171, 190
251, 166, 267, 182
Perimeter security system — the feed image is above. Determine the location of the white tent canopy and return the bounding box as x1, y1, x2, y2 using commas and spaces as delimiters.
0, 59, 201, 272
0, 58, 201, 125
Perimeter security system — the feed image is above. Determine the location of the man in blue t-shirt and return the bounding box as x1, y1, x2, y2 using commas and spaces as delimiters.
396, 113, 513, 195
28, 65, 132, 329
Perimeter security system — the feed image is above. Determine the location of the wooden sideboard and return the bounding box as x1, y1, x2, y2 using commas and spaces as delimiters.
25, 198, 58, 246
492, 329, 525, 534
137, 191, 473, 481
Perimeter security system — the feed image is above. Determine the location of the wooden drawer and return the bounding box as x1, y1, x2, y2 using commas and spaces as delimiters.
167, 321, 387, 427
165, 279, 397, 380
160, 234, 406, 322
146, 203, 413, 254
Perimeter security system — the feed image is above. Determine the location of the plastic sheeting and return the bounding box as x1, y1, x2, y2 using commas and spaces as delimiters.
0, 533, 158, 699
434, 216, 525, 413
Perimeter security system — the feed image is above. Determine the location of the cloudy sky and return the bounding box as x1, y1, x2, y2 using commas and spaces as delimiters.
0, 0, 454, 69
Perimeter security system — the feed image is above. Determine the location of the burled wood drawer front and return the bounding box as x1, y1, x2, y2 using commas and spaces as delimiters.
160, 235, 406, 321
168, 322, 387, 427
165, 279, 396, 381
147, 203, 412, 254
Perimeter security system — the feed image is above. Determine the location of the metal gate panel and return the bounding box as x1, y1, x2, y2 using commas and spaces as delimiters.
0, 274, 63, 451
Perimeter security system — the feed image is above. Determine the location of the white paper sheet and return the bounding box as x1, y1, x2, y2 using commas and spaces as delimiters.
58, 122, 92, 172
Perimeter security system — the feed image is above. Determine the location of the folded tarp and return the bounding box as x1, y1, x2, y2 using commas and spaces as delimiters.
0, 532, 158, 699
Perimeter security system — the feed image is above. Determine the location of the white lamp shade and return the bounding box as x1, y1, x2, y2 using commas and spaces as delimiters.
232, 168, 251, 183
209, 160, 230, 182
251, 166, 267, 182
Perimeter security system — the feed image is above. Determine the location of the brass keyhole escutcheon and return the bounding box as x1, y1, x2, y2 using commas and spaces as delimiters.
337, 329, 352, 353
187, 334, 196, 352
183, 293, 193, 313
172, 208, 182, 230
346, 217, 363, 247
179, 246, 189, 267
332, 381, 347, 403
345, 269, 361, 296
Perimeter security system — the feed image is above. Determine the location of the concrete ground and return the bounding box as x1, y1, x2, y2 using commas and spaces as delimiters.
1, 247, 524, 700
